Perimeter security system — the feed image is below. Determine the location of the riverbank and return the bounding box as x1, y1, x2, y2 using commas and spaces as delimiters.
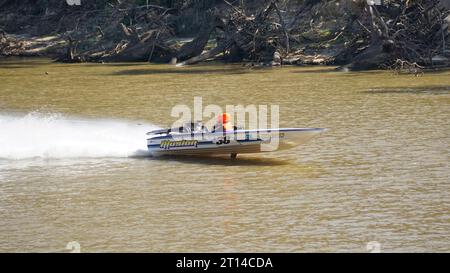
1, 1, 449, 71
0, 33, 338, 66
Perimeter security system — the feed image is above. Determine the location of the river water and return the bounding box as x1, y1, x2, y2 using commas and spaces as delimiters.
0, 58, 449, 252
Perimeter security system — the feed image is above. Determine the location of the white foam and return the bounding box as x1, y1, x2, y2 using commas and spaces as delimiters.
0, 112, 158, 159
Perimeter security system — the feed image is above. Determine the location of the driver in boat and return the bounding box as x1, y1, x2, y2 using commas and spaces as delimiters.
213, 113, 233, 133
193, 121, 206, 133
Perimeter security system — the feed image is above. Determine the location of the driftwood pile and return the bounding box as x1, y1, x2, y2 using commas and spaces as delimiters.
176, 1, 289, 66
0, 0, 449, 71
341, 0, 450, 71
57, 3, 178, 62
51, 0, 295, 66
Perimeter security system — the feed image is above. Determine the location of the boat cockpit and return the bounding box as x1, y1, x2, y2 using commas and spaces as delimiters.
147, 122, 209, 136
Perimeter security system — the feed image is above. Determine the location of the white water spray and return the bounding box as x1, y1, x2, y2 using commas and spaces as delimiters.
0, 112, 158, 159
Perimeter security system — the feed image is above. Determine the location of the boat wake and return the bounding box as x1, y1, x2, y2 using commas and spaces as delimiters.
0, 112, 158, 159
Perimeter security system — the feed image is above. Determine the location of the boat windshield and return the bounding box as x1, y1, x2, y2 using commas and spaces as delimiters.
188, 122, 209, 133
171, 122, 209, 134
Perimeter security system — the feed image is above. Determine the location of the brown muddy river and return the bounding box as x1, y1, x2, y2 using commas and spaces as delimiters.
0, 58, 449, 252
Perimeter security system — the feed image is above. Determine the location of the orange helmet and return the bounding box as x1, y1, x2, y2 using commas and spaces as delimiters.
218, 113, 231, 124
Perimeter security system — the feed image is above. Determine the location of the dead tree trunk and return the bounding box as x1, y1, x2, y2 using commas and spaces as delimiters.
175, 13, 219, 62
176, 39, 233, 66
340, 4, 393, 70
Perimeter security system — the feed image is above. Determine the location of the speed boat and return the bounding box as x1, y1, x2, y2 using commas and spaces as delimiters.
146, 121, 326, 158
